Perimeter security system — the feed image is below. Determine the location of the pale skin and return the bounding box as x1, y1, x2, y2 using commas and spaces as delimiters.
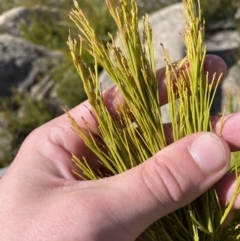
0, 55, 240, 241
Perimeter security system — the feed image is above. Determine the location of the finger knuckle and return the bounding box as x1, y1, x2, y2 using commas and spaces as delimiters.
141, 155, 186, 205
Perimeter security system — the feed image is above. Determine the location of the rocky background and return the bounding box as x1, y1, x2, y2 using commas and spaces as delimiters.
0, 0, 240, 176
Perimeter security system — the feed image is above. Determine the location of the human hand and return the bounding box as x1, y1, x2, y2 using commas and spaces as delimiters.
0, 55, 239, 241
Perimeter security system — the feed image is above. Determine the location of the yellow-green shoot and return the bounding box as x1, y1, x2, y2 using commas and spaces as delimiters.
67, 0, 240, 239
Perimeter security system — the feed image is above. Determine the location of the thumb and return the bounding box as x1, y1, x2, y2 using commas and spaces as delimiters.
108, 132, 231, 238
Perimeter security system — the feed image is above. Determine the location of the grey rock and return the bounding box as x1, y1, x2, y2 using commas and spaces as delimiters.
205, 30, 240, 51
0, 6, 30, 36
235, 8, 240, 21
0, 6, 61, 37
0, 34, 63, 97
207, 19, 236, 32
204, 27, 240, 115
221, 61, 240, 113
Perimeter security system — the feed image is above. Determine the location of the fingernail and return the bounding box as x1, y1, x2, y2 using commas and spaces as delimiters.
189, 134, 227, 174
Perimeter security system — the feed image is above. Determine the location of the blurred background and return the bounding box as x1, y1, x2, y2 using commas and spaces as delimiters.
0, 0, 239, 169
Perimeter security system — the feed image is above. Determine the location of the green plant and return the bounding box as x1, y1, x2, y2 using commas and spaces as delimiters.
67, 0, 240, 239
0, 91, 54, 167
200, 0, 240, 25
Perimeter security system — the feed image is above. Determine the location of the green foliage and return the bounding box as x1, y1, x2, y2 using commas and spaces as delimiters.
68, 0, 240, 239
21, 11, 70, 51
52, 61, 87, 108
200, 0, 240, 26
0, 91, 54, 167
0, 0, 18, 14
